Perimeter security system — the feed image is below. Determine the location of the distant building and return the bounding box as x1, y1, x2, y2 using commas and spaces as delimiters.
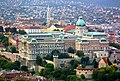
94, 51, 109, 58
53, 55, 73, 68
18, 32, 75, 66
0, 71, 28, 81
76, 67, 99, 78
75, 38, 109, 55
47, 25, 64, 32
75, 17, 88, 37
83, 32, 108, 39
99, 57, 108, 68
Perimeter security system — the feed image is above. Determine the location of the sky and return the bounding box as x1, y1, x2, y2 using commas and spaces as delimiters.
80, 0, 120, 7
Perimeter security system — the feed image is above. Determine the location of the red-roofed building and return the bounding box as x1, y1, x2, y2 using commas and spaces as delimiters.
0, 72, 28, 81
76, 67, 100, 78
64, 25, 75, 32
99, 57, 108, 68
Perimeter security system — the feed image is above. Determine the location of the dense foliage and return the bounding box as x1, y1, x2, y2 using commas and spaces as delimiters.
76, 50, 84, 57
93, 65, 120, 81
0, 56, 20, 70
40, 63, 79, 81
44, 50, 71, 61
68, 47, 75, 53
36, 55, 47, 66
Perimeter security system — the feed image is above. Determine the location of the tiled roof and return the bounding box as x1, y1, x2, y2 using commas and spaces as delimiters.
64, 25, 75, 32
77, 67, 100, 70
102, 57, 108, 64
1, 72, 28, 78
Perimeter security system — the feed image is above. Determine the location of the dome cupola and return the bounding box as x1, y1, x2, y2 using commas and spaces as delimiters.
76, 17, 86, 26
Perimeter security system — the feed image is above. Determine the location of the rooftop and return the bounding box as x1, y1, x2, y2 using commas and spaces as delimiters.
76, 18, 86, 26
84, 32, 107, 35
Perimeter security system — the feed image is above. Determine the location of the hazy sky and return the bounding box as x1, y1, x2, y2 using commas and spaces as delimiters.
80, 0, 120, 7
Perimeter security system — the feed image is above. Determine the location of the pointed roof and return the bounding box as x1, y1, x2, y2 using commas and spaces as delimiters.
102, 57, 108, 64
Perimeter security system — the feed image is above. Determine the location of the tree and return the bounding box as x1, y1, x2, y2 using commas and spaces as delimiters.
21, 66, 28, 72
19, 30, 26, 35
10, 27, 17, 33
30, 69, 35, 75
70, 60, 79, 69
0, 58, 9, 69
0, 34, 4, 42
51, 49, 60, 55
92, 65, 120, 81
76, 50, 84, 57
11, 61, 21, 70
93, 59, 98, 68
45, 63, 54, 69
107, 58, 112, 66
41, 63, 54, 78
81, 74, 86, 79
85, 57, 89, 64
92, 70, 99, 80
0, 78, 5, 81
68, 47, 75, 53
113, 59, 117, 63
5, 27, 10, 32
5, 62, 14, 70
36, 55, 43, 66
11, 46, 17, 53
0, 26, 4, 32
53, 68, 62, 79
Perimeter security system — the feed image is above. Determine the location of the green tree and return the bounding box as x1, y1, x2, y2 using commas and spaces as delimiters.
21, 66, 28, 72
0, 78, 5, 81
0, 58, 8, 69
0, 26, 4, 32
5, 62, 13, 70
85, 57, 89, 64
92, 70, 99, 80
113, 59, 117, 63
30, 69, 35, 75
68, 47, 75, 53
53, 68, 62, 79
81, 74, 86, 79
19, 30, 26, 35
42, 63, 54, 78
107, 58, 112, 66
93, 58, 98, 68
51, 49, 60, 55
45, 63, 54, 70
93, 65, 120, 81
70, 60, 79, 69
0, 34, 4, 41
11, 61, 21, 70
11, 46, 17, 53
36, 55, 43, 66
76, 50, 84, 57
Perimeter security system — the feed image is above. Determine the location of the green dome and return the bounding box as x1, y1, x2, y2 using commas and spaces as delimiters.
76, 19, 86, 26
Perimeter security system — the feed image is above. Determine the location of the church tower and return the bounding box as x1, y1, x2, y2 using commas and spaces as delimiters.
53, 54, 58, 68
46, 6, 53, 27
75, 17, 88, 37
